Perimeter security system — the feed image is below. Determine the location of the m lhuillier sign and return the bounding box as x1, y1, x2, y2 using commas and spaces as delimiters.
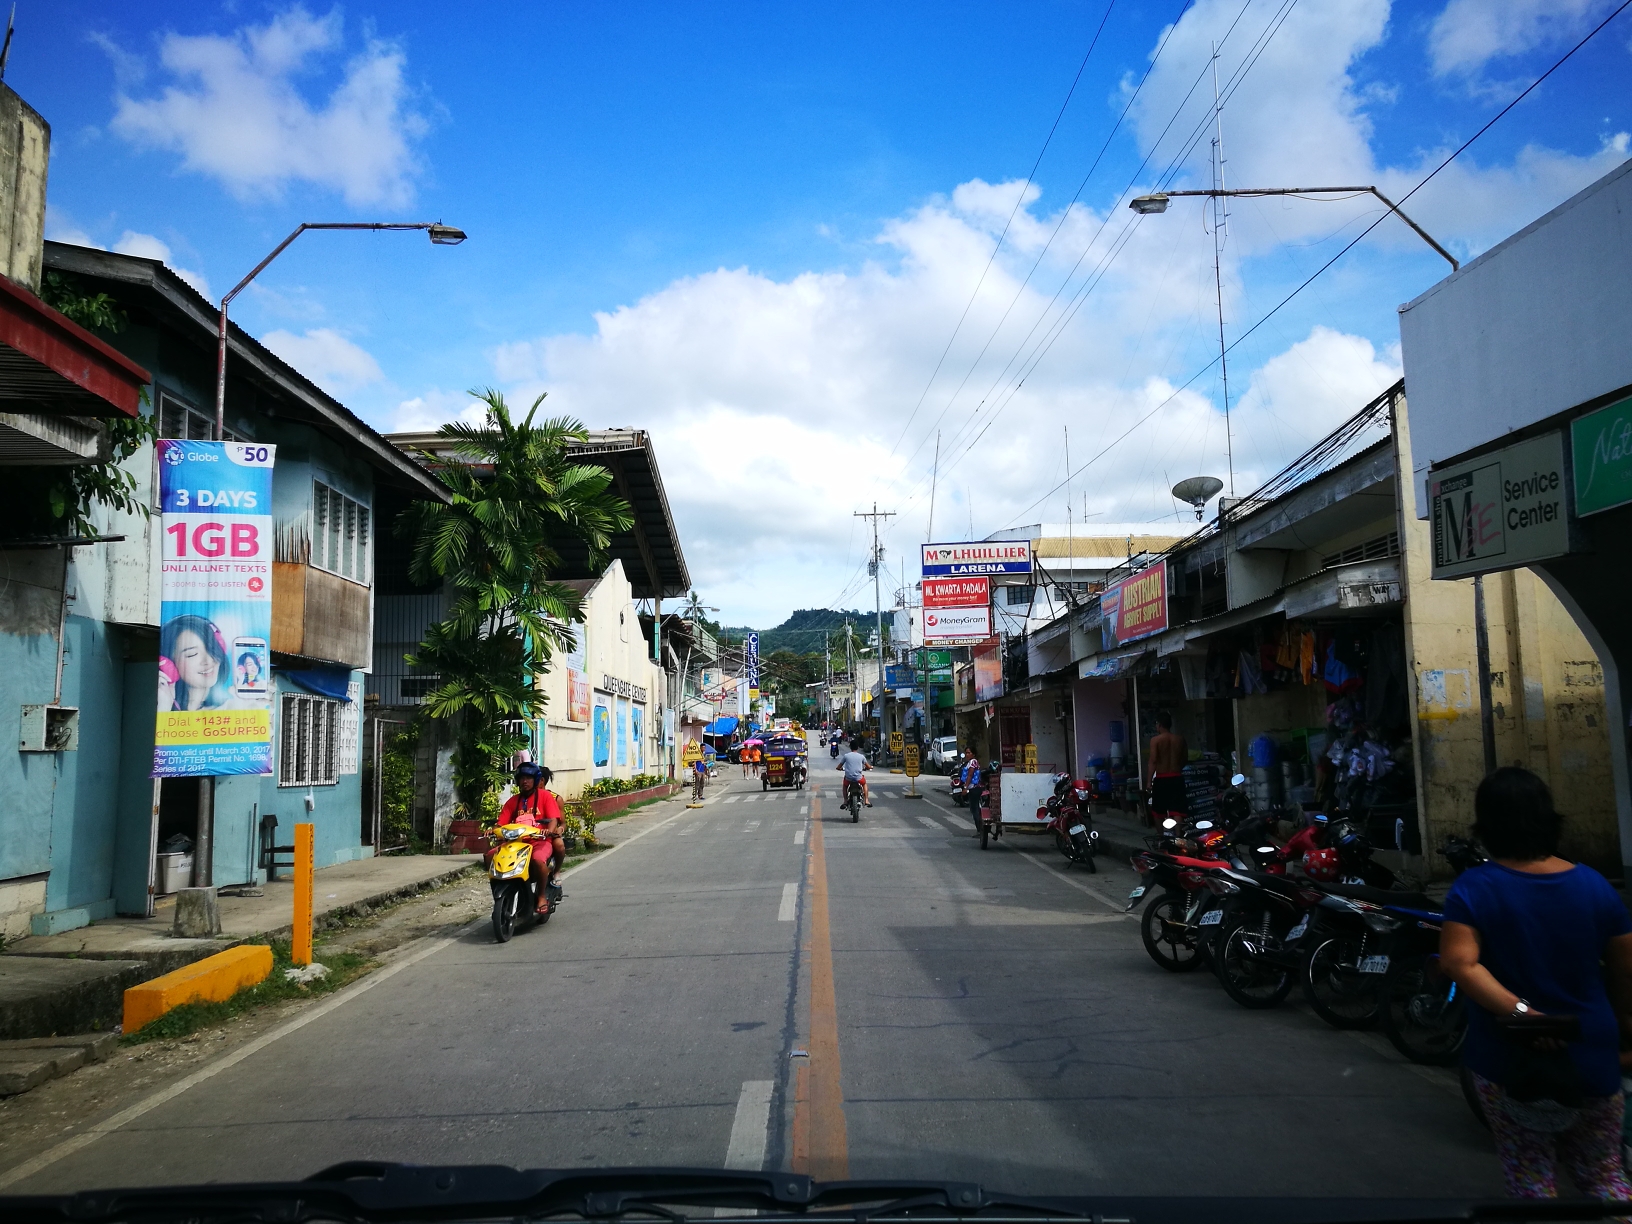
1430, 431, 1571, 580
920, 541, 1032, 577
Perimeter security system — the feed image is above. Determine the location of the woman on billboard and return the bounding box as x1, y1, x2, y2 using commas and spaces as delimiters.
159, 614, 232, 710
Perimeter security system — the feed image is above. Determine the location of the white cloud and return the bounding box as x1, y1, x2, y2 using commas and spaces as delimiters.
106, 7, 427, 207
112, 230, 212, 299
1428, 0, 1615, 80
261, 327, 384, 394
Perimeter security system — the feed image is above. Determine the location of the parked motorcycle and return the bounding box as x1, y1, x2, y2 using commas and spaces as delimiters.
486, 822, 562, 943
1297, 877, 1434, 1030
1039, 773, 1098, 871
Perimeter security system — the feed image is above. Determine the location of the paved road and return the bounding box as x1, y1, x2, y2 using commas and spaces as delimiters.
9, 771, 1501, 1198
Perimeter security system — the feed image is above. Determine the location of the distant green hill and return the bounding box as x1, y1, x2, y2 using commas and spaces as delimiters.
720, 608, 868, 655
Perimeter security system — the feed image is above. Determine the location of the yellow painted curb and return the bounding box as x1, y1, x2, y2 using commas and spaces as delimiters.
123, 945, 274, 1033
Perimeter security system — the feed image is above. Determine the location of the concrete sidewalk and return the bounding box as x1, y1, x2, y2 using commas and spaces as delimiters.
0, 853, 479, 1046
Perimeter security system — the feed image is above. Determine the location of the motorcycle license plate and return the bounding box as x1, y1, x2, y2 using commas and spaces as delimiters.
1127, 886, 1146, 901
1358, 955, 1391, 975
1068, 824, 1086, 836
1287, 915, 1310, 940
1199, 909, 1223, 926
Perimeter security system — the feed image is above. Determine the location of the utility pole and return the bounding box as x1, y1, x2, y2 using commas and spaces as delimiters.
1209, 41, 1235, 496
856, 503, 895, 762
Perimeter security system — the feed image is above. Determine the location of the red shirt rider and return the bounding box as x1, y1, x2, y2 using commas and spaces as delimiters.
500, 764, 565, 897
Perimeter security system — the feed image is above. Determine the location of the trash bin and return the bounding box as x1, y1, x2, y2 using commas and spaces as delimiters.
157, 852, 193, 895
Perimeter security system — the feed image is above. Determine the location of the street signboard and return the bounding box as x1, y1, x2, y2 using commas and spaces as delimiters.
1101, 563, 1168, 647
923, 605, 991, 641
886, 664, 916, 688
923, 575, 990, 607
921, 541, 1032, 578
972, 636, 1003, 702
682, 741, 702, 765
745, 631, 760, 691
829, 682, 855, 701
1430, 431, 1571, 579
890, 731, 904, 752
1572, 396, 1632, 517
922, 648, 953, 668
903, 745, 920, 777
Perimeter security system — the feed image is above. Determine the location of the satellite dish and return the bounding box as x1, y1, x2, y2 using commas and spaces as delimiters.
1171, 475, 1225, 520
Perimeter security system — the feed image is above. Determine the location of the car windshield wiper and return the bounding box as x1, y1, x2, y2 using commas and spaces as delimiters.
8, 1164, 1632, 1224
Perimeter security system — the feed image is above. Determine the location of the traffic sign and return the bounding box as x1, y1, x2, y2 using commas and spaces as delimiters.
682, 741, 703, 765
889, 731, 903, 753
903, 745, 920, 777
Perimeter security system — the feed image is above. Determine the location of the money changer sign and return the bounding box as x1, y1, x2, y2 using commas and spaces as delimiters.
154, 439, 277, 777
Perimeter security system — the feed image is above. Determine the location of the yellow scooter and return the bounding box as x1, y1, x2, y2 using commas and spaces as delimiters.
487, 823, 560, 942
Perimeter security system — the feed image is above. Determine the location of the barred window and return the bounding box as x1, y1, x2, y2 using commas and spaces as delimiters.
279, 693, 341, 787
311, 482, 372, 585
158, 393, 243, 442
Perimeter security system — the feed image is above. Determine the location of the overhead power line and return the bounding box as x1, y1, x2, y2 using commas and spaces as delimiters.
1001, 0, 1632, 528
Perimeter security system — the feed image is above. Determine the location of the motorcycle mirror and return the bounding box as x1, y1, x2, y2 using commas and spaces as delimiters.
1162, 818, 1178, 830
1230, 773, 1247, 787
1195, 821, 1213, 830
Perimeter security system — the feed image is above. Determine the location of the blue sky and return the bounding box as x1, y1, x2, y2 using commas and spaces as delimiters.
24, 0, 1632, 624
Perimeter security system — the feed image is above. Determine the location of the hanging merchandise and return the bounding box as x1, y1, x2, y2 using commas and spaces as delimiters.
1237, 649, 1266, 695
1298, 628, 1318, 685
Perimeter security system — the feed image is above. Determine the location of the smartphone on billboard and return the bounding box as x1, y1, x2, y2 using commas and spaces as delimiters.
233, 637, 269, 698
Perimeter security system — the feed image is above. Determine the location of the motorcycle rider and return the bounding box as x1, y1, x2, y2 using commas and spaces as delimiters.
965, 756, 987, 828
498, 762, 565, 910
835, 738, 872, 807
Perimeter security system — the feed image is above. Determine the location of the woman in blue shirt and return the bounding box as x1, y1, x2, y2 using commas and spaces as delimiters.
1441, 767, 1632, 1199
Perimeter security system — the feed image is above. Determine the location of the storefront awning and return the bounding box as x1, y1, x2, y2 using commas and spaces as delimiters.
704, 716, 738, 736
1078, 651, 1145, 680
0, 274, 150, 419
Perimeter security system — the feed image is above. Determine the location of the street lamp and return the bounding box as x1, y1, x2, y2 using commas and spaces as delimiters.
213, 221, 468, 438
1130, 183, 1499, 777
1127, 186, 1458, 269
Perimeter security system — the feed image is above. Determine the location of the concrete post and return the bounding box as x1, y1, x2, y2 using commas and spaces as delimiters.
292, 823, 314, 966
172, 887, 221, 938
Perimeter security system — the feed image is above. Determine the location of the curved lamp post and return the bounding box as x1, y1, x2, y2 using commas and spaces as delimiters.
213, 221, 467, 438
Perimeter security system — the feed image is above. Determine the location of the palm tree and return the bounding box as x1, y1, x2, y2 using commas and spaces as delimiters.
401, 388, 634, 814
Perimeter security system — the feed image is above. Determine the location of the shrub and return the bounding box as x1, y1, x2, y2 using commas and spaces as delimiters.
562, 799, 599, 851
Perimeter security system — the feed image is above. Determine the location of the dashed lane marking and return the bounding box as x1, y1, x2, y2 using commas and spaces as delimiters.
794, 829, 806, 845
724, 1079, 775, 1170
777, 882, 798, 921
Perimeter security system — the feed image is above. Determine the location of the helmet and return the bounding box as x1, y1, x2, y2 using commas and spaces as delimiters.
1051, 772, 1071, 795
989, 760, 1000, 773
515, 762, 544, 783
1303, 847, 1341, 882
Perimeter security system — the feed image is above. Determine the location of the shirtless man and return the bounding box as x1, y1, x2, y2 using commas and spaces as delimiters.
1144, 710, 1189, 823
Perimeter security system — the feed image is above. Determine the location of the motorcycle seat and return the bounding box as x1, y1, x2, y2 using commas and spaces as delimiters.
1319, 881, 1433, 909
1242, 870, 1311, 897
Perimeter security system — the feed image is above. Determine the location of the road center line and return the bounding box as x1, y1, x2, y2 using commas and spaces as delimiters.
724, 1079, 775, 1170
777, 882, 797, 921
793, 802, 848, 1179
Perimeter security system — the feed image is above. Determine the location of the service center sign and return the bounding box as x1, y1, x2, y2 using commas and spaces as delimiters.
921, 541, 1032, 577
923, 605, 991, 642
154, 440, 277, 777
1430, 431, 1570, 580
1101, 562, 1168, 647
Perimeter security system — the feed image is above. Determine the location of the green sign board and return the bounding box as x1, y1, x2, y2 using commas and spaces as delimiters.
922, 649, 953, 668
1572, 395, 1632, 518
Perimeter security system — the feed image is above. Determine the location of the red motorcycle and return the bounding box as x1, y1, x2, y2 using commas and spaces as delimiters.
1037, 773, 1097, 871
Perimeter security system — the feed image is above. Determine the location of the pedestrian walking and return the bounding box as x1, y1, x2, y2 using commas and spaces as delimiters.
740, 742, 749, 778
691, 753, 707, 801
1440, 767, 1632, 1201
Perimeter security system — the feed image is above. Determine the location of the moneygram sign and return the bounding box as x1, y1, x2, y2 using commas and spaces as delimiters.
922, 605, 991, 642
921, 541, 1032, 577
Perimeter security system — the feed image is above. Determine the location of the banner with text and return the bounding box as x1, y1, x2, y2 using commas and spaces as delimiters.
921, 541, 1032, 578
922, 575, 990, 608
922, 604, 991, 642
154, 439, 277, 777
1101, 562, 1168, 647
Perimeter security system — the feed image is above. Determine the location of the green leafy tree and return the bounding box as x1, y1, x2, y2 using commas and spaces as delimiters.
0, 272, 158, 540
401, 389, 633, 815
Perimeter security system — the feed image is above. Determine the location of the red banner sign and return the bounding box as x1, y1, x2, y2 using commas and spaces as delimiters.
1102, 563, 1168, 646
923, 575, 990, 608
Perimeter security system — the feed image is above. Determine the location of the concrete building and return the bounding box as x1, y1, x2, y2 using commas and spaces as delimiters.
0, 238, 450, 938
1399, 155, 1632, 880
